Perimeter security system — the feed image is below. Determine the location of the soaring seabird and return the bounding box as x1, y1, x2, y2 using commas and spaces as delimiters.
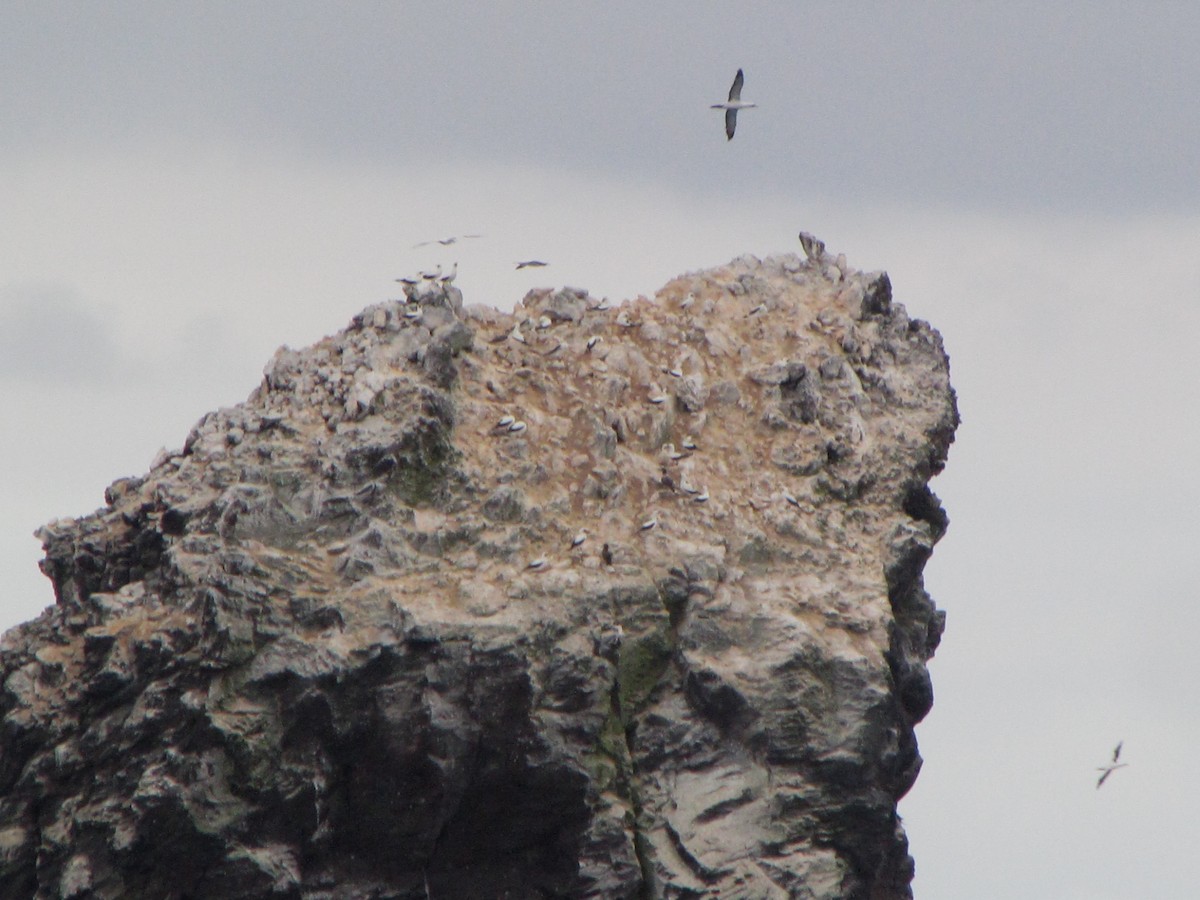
711, 69, 757, 140
413, 234, 482, 248
516, 260, 549, 270
1096, 741, 1129, 789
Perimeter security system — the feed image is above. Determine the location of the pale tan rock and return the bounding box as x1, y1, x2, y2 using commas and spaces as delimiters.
2, 248, 956, 899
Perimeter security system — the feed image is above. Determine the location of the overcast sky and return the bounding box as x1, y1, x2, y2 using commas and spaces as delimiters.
3, 5, 1199, 897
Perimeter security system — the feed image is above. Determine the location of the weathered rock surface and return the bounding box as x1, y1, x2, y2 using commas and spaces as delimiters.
0, 242, 957, 899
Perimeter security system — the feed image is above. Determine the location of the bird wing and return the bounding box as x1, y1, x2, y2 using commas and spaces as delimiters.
729, 68, 744, 102
1097, 768, 1111, 788
725, 108, 737, 140
1113, 741, 1123, 762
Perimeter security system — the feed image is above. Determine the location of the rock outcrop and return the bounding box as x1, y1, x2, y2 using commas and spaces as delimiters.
0, 238, 957, 899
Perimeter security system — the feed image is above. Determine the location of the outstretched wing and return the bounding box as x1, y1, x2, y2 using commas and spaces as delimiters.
1113, 741, 1123, 762
1097, 768, 1112, 789
725, 108, 737, 140
728, 68, 744, 102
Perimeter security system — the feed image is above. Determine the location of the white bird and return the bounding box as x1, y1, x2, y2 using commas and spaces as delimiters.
527, 557, 547, 570
508, 420, 528, 433
680, 292, 696, 309
640, 518, 657, 531
681, 436, 698, 451
711, 68, 757, 141
496, 414, 515, 429
516, 260, 549, 270
438, 261, 458, 284
395, 275, 420, 286
783, 492, 800, 507
420, 264, 443, 281
1096, 741, 1129, 789
586, 335, 602, 351
693, 488, 709, 503
571, 529, 588, 548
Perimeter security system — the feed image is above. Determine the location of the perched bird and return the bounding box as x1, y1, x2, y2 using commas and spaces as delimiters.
438, 262, 458, 285
1096, 741, 1129, 789
711, 68, 758, 140
516, 260, 549, 270
571, 529, 588, 548
601, 543, 613, 566
420, 264, 442, 281
526, 557, 547, 570
798, 232, 826, 264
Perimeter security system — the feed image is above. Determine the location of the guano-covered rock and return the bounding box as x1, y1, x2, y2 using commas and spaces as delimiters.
1, 243, 957, 899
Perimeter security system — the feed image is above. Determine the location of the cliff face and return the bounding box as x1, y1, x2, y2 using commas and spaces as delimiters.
0, 240, 957, 899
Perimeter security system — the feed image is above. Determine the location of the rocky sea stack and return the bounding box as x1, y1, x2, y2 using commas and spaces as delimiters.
0, 238, 957, 899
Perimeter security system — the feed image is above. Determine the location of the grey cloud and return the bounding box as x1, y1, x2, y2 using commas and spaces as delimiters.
0, 285, 123, 383
2, 3, 1199, 214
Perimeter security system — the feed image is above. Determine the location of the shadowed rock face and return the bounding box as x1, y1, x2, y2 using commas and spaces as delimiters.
0, 245, 957, 899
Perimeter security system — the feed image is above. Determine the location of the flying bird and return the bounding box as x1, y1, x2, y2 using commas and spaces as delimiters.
413, 234, 482, 248
711, 68, 758, 140
516, 260, 549, 270
1096, 741, 1129, 789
